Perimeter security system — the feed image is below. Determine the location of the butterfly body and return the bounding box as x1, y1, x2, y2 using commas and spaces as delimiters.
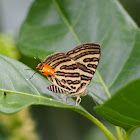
36, 62, 55, 78
36, 43, 100, 106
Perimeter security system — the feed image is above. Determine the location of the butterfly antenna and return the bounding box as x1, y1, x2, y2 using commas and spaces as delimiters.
34, 53, 42, 63
26, 71, 37, 81
25, 53, 41, 80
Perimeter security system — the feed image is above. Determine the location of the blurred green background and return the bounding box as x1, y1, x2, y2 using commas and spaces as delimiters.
0, 0, 140, 140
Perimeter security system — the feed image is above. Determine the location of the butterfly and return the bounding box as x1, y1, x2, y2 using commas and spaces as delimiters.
36, 43, 100, 106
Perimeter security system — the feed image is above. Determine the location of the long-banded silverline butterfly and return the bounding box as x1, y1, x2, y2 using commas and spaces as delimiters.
36, 43, 100, 106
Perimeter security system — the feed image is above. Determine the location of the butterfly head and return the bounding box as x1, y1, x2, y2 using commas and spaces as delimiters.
36, 62, 55, 78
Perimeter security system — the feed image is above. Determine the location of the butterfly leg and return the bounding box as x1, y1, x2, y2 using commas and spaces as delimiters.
59, 94, 66, 102
76, 96, 81, 106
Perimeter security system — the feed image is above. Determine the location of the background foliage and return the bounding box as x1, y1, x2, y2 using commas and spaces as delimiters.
0, 0, 140, 140
17, 0, 140, 131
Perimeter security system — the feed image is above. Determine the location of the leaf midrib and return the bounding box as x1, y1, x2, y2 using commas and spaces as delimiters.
52, 0, 111, 99
0, 88, 66, 105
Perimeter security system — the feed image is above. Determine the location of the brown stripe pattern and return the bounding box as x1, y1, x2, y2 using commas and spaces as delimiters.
66, 43, 100, 56
72, 51, 100, 61
65, 43, 100, 94
39, 43, 100, 97
83, 57, 99, 62
81, 75, 92, 81
47, 85, 66, 93
60, 64, 77, 70
55, 78, 71, 90
66, 80, 80, 85
77, 62, 95, 75
51, 58, 71, 69
55, 71, 80, 77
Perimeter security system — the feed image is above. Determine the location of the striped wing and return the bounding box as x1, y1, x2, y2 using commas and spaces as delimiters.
44, 52, 81, 93
66, 43, 100, 95
47, 85, 67, 93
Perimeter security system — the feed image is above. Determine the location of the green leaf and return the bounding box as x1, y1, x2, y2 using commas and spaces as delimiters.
0, 54, 78, 114
95, 79, 140, 131
0, 54, 116, 140
17, 0, 140, 131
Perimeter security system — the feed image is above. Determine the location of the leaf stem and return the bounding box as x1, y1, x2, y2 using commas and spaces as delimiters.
115, 126, 124, 140
124, 127, 136, 140
76, 109, 116, 140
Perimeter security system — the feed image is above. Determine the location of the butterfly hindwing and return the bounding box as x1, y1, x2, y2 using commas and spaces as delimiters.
66, 43, 100, 95
43, 52, 81, 93
47, 85, 67, 93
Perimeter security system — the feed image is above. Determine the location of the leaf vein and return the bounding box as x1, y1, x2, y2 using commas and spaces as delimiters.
52, 0, 111, 99
108, 30, 137, 88
52, 0, 81, 44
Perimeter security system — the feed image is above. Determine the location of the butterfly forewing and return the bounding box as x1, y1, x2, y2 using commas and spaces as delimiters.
66, 43, 100, 95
